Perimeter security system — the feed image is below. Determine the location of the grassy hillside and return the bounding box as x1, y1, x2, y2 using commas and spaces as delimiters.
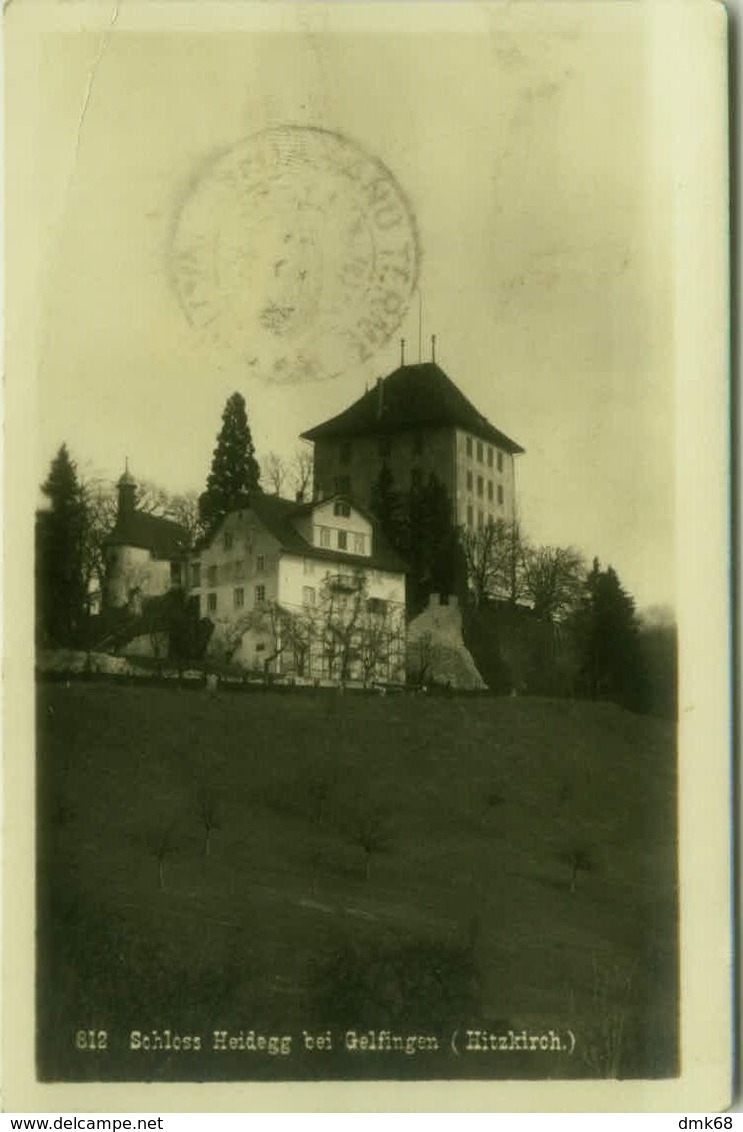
37, 682, 677, 1082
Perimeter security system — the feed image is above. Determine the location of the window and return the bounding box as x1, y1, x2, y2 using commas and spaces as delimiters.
254, 584, 266, 605
487, 481, 494, 502
497, 450, 504, 472
256, 554, 265, 573
334, 474, 351, 494
170, 562, 181, 585
487, 447, 494, 468
466, 470, 473, 491
367, 597, 388, 615
497, 484, 504, 506
353, 533, 366, 555
465, 435, 473, 457
190, 563, 201, 588
207, 565, 217, 587
337, 530, 348, 550
224, 531, 233, 551
334, 500, 351, 517
304, 558, 314, 575
467, 504, 474, 529
378, 437, 391, 459
234, 559, 245, 581
339, 441, 352, 465
303, 586, 316, 607
477, 475, 484, 498
476, 441, 484, 463
477, 510, 484, 530
234, 587, 245, 609
320, 527, 331, 548
207, 592, 217, 613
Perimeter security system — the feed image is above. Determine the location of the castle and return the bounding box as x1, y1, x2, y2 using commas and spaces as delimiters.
104, 355, 523, 681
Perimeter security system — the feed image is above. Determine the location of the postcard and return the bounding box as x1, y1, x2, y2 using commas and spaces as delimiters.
3, 0, 733, 1113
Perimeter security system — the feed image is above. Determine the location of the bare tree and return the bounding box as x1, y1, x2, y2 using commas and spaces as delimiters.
263, 452, 288, 497
521, 544, 585, 622
146, 822, 178, 890
198, 787, 220, 858
290, 445, 314, 501
346, 806, 391, 881
166, 492, 204, 551
304, 763, 336, 826
460, 518, 525, 606
316, 570, 367, 682
134, 479, 173, 516
406, 629, 440, 687
79, 478, 118, 599
357, 599, 406, 686
559, 841, 594, 893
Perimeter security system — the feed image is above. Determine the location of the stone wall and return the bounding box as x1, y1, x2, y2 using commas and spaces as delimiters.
406, 593, 487, 691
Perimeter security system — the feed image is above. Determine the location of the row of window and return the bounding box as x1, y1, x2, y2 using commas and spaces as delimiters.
336, 435, 505, 469
192, 556, 266, 588
206, 584, 265, 614
466, 507, 504, 530
465, 473, 505, 505
204, 585, 390, 616
465, 435, 504, 471
315, 526, 367, 555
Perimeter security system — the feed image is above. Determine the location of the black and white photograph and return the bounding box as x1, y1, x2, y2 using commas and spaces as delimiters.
4, 0, 733, 1111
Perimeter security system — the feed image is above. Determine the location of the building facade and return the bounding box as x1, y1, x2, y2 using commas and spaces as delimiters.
302, 361, 524, 531
103, 469, 188, 612
190, 492, 407, 683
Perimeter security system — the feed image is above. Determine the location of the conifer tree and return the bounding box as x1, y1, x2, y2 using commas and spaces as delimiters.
407, 473, 466, 613
199, 393, 261, 527
369, 463, 407, 553
37, 444, 88, 646
572, 558, 649, 712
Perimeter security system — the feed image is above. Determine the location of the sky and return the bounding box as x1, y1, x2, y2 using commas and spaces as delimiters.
31, 3, 675, 611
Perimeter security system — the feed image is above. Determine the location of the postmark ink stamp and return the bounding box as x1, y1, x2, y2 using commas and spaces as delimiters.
170, 125, 420, 383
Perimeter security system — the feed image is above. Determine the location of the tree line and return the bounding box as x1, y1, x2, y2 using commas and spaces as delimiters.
367, 462, 675, 717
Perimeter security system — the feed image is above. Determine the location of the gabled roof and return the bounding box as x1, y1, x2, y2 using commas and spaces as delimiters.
196, 490, 407, 575
105, 511, 188, 559
301, 362, 524, 454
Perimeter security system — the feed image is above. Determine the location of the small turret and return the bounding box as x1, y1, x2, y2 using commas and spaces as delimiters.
117, 459, 136, 520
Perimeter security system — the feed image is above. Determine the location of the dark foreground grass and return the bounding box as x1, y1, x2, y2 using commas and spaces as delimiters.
37, 682, 678, 1082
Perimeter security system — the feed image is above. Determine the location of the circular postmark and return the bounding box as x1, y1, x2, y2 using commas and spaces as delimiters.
170, 125, 420, 383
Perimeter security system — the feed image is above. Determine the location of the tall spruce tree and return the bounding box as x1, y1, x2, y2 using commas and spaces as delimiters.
407, 473, 465, 613
37, 444, 88, 646
369, 463, 407, 553
199, 392, 261, 527
573, 558, 649, 712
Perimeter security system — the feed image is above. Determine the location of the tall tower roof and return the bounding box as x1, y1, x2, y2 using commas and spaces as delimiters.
117, 458, 136, 488
301, 362, 524, 454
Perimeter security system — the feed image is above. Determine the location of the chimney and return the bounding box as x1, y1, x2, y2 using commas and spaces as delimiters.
400, 337, 406, 366
431, 334, 437, 364
376, 376, 384, 419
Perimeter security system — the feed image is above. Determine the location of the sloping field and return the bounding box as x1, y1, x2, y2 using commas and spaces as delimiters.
37, 682, 677, 1081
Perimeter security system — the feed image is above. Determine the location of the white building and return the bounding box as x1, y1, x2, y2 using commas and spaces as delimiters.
191, 492, 407, 684
104, 468, 188, 612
